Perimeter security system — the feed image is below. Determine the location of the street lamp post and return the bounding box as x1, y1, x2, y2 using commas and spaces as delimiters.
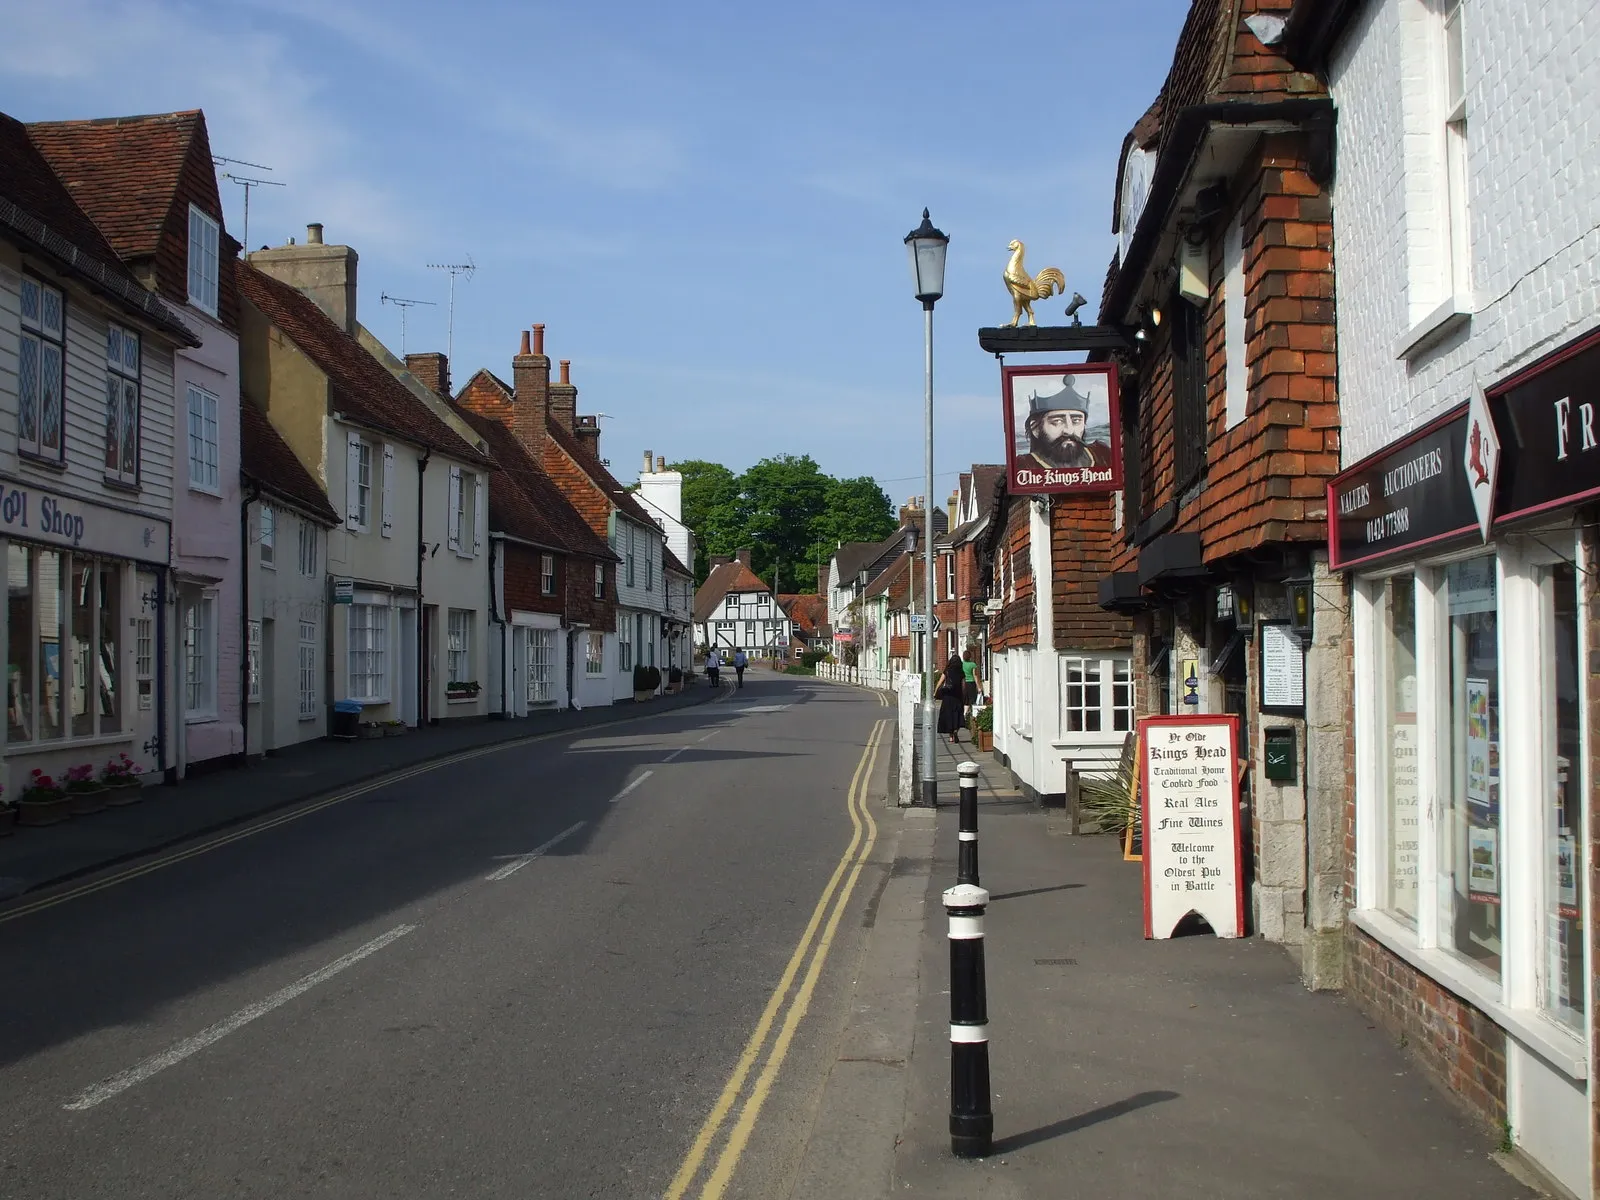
906, 209, 948, 808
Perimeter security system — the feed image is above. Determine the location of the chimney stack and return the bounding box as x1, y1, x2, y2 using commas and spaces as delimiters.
511, 325, 552, 460
818, 563, 829, 593
575, 413, 602, 457
549, 357, 577, 435
405, 352, 450, 398
735, 548, 753, 569
248, 224, 359, 334
643, 449, 654, 473
710, 554, 732, 570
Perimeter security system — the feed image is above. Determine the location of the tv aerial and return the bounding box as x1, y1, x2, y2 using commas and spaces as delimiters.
426, 256, 476, 364
380, 292, 436, 355
212, 156, 283, 251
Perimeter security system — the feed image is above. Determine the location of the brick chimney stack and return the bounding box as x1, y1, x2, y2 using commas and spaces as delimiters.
735, 548, 753, 569
405, 352, 450, 398
512, 325, 552, 460
817, 563, 829, 593
575, 413, 602, 458
549, 358, 577, 435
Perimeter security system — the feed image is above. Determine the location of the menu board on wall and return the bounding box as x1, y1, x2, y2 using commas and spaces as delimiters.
1259, 621, 1305, 714
1139, 714, 1245, 940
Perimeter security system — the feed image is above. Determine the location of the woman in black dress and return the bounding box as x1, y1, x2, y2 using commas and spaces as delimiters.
936, 655, 966, 744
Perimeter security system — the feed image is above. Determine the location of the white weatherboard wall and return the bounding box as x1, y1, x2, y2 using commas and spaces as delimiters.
248, 503, 328, 753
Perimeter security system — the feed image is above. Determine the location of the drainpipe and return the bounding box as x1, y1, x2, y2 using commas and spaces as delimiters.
416, 448, 431, 726
240, 482, 260, 764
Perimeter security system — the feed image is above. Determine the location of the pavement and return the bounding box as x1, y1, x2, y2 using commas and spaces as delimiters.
791, 726, 1544, 1199
0, 670, 896, 1198
0, 682, 722, 902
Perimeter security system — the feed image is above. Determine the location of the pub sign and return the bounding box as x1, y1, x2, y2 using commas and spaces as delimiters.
1002, 362, 1122, 496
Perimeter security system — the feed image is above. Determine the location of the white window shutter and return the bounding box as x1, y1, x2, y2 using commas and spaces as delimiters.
345, 432, 362, 531
447, 466, 462, 552
473, 473, 485, 557
381, 443, 395, 537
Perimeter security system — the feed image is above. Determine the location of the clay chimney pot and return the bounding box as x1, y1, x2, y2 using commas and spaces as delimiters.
519, 329, 531, 355
560, 359, 571, 385
532, 324, 545, 356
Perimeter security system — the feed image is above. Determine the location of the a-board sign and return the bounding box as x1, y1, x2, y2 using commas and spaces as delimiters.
1139, 714, 1245, 939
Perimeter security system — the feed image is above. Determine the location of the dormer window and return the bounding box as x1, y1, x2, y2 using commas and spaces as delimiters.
188, 205, 220, 316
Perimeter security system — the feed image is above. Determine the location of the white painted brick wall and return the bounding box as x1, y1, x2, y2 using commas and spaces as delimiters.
1330, 0, 1600, 462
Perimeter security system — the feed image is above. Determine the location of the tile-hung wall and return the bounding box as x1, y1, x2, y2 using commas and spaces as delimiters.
1325, 0, 1600, 1193
0, 256, 178, 787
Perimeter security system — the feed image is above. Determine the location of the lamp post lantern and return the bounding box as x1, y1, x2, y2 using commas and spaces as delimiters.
906, 208, 948, 808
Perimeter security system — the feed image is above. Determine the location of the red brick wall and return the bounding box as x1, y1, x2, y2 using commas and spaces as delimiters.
1051, 495, 1133, 652
1344, 928, 1507, 1135
502, 543, 563, 617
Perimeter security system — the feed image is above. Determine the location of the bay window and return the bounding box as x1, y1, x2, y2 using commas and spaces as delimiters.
1353, 534, 1588, 1060
527, 628, 555, 704
6, 546, 123, 744
348, 603, 388, 701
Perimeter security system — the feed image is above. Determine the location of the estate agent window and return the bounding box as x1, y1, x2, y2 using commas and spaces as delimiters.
1354, 535, 1587, 1043
6, 546, 123, 744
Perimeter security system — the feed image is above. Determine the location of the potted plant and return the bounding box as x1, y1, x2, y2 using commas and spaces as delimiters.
101, 753, 145, 806
632, 664, 654, 702
64, 763, 108, 815
383, 719, 406, 737
972, 706, 994, 752
16, 769, 71, 826
445, 680, 481, 702
359, 721, 385, 739
0, 787, 15, 837
667, 667, 684, 694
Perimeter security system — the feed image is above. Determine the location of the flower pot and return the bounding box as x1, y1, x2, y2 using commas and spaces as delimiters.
383, 724, 404, 737
359, 724, 384, 740
633, 690, 652, 703
0, 806, 16, 836
104, 782, 143, 807
17, 795, 71, 826
67, 786, 108, 816
977, 731, 993, 752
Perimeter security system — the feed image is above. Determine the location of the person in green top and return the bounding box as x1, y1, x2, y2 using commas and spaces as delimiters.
960, 647, 979, 721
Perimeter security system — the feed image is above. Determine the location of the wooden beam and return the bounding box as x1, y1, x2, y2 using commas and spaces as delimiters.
976, 325, 1132, 354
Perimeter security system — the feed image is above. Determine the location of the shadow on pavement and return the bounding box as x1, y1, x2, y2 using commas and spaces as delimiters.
991, 1089, 1180, 1154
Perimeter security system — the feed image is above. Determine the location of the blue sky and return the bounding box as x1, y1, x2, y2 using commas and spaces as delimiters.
0, 0, 1189, 509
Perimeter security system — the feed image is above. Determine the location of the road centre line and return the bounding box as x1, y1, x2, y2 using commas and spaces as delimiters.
664, 719, 885, 1200
609, 769, 655, 804
484, 821, 587, 881
63, 923, 417, 1111
0, 698, 725, 926
697, 730, 718, 743
663, 747, 688, 762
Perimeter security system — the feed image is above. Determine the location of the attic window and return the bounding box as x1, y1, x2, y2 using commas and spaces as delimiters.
188, 205, 220, 316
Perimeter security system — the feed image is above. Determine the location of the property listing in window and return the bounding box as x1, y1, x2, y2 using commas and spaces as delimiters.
1380, 573, 1419, 925
1546, 562, 1585, 1028
1444, 556, 1500, 977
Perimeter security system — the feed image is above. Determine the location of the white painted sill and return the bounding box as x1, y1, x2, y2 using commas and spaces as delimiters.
1351, 909, 1588, 1080
1392, 294, 1474, 360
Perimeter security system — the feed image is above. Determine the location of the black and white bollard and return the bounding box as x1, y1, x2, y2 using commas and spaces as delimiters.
943, 882, 993, 1158
957, 760, 980, 886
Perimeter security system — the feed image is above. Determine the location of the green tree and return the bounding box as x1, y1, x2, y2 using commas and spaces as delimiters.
816, 476, 895, 548
676, 460, 740, 581
738, 455, 830, 590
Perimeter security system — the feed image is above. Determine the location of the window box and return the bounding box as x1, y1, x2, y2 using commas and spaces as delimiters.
445, 680, 481, 702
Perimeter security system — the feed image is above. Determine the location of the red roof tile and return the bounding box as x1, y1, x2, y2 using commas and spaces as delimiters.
27, 110, 239, 328
237, 262, 489, 465
779, 593, 827, 635
240, 399, 338, 526
0, 112, 196, 346
452, 407, 615, 561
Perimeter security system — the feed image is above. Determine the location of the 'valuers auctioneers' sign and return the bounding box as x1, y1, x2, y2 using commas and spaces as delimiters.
1139, 714, 1245, 940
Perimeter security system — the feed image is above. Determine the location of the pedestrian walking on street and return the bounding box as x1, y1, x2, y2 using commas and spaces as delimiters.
937, 655, 965, 743
733, 647, 748, 689
706, 647, 722, 687
961, 647, 979, 722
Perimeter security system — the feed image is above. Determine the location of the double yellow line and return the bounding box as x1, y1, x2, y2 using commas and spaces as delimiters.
665, 717, 886, 1200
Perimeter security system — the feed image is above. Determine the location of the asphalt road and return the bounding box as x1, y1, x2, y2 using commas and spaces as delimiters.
0, 673, 893, 1199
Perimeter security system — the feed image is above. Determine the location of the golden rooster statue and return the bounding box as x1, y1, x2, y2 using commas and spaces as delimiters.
1003, 240, 1067, 327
